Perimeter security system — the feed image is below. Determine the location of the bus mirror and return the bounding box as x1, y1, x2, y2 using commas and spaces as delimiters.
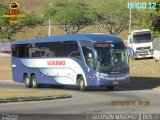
86, 47, 97, 59
88, 53, 92, 58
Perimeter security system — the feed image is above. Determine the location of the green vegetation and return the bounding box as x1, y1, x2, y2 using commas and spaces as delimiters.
96, 0, 130, 36
43, 0, 96, 34
137, 0, 160, 38
0, 0, 160, 42
0, 4, 44, 42
0, 89, 69, 100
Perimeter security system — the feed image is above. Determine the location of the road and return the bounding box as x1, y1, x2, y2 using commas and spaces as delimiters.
0, 80, 160, 116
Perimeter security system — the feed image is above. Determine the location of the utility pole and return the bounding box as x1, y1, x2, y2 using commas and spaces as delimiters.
129, 8, 132, 34
48, 0, 52, 36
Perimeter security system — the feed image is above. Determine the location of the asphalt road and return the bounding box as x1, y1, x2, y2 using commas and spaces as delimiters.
0, 81, 160, 120
0, 80, 160, 115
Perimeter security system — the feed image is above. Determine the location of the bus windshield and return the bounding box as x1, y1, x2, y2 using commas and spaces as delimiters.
94, 43, 129, 73
133, 35, 151, 43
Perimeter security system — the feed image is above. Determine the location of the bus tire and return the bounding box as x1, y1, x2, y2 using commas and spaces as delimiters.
78, 76, 86, 91
24, 75, 32, 88
31, 75, 39, 88
107, 86, 115, 91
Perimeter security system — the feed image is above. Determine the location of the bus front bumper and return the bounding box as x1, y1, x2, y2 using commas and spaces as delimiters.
96, 74, 130, 87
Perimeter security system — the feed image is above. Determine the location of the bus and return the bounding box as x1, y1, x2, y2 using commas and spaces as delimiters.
11, 33, 129, 91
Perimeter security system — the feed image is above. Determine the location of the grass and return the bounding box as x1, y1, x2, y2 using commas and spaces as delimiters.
0, 88, 69, 100
0, 57, 12, 80
129, 58, 160, 78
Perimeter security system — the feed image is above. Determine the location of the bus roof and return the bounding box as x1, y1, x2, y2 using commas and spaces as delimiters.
12, 33, 123, 45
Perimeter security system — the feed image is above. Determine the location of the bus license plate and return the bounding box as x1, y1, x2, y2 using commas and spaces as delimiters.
113, 82, 119, 85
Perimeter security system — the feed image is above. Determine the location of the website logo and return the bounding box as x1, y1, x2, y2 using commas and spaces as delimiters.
3, 2, 26, 24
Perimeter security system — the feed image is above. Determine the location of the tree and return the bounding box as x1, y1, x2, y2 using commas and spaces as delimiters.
96, 0, 138, 36
0, 4, 44, 42
152, 1, 160, 30
138, 0, 160, 38
43, 0, 96, 34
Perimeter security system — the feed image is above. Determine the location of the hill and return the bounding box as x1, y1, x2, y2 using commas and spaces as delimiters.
0, 0, 149, 42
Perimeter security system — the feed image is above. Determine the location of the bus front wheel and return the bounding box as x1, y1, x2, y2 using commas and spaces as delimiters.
31, 75, 39, 88
78, 76, 86, 91
24, 75, 32, 88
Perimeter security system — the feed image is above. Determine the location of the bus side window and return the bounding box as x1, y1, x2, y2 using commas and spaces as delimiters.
82, 47, 95, 69
28, 43, 55, 58
64, 41, 81, 59
12, 45, 17, 57
68, 50, 81, 59
29, 44, 35, 58
27, 41, 80, 58
12, 44, 26, 58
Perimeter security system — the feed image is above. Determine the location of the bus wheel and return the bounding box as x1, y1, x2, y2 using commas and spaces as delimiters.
24, 75, 32, 88
31, 75, 39, 88
78, 76, 86, 91
107, 86, 115, 91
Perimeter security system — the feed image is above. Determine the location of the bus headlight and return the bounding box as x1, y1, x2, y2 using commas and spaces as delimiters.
99, 75, 105, 79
